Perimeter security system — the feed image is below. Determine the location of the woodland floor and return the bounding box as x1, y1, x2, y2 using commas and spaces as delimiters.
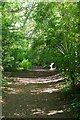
2, 68, 74, 118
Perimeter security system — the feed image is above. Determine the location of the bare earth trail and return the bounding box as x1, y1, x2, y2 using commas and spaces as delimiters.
2, 68, 74, 118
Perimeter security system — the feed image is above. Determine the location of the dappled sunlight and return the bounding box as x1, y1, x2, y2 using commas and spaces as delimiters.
7, 87, 23, 94
47, 110, 63, 115
3, 69, 57, 78
0, 96, 4, 103
32, 108, 45, 116
7, 82, 13, 85
14, 113, 20, 117
16, 76, 64, 84
31, 87, 59, 94
31, 108, 65, 117
31, 68, 48, 71
3, 70, 72, 118
0, 99, 4, 103
2, 1, 78, 118
42, 88, 59, 93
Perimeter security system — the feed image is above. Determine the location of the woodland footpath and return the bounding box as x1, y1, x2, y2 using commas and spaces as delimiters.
1, 1, 80, 119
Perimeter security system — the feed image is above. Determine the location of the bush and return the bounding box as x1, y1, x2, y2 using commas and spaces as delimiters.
71, 97, 80, 119
2, 78, 8, 86
20, 59, 32, 70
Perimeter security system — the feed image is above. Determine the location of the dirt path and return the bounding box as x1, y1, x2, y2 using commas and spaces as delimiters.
2, 70, 73, 118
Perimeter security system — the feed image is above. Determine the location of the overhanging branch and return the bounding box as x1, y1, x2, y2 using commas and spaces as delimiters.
10, 7, 27, 13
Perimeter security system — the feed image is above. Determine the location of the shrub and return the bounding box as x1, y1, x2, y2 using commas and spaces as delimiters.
20, 59, 32, 70
71, 97, 80, 119
2, 78, 8, 86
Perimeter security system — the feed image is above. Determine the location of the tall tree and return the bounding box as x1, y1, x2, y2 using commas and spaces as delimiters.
30, 2, 79, 86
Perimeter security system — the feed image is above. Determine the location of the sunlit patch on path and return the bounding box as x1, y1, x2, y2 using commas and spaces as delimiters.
16, 74, 64, 84
31, 87, 59, 94
47, 110, 63, 115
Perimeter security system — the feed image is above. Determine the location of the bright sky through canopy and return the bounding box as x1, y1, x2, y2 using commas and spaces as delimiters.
2, 0, 79, 2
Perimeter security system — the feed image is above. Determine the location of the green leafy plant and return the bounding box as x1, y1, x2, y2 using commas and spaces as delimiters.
71, 95, 80, 119
20, 59, 32, 70
2, 78, 8, 86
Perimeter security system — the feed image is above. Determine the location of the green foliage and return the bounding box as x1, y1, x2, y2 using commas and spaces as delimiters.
0, 66, 3, 71
2, 2, 80, 118
2, 2, 31, 71
19, 59, 32, 70
60, 83, 80, 119
30, 2, 80, 87
71, 84, 80, 120
2, 2, 80, 86
2, 78, 8, 86
71, 99, 80, 119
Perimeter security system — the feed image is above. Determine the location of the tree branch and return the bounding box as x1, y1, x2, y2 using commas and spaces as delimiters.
23, 7, 33, 27
10, 7, 27, 13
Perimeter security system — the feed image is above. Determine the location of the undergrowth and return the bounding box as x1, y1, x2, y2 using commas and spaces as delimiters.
60, 83, 80, 119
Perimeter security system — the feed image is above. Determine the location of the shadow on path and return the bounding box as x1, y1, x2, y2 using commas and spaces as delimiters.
2, 69, 74, 118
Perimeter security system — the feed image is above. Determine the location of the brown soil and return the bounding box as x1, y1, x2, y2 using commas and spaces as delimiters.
2, 69, 74, 118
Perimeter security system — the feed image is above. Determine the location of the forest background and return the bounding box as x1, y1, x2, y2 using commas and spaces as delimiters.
0, 1, 80, 119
